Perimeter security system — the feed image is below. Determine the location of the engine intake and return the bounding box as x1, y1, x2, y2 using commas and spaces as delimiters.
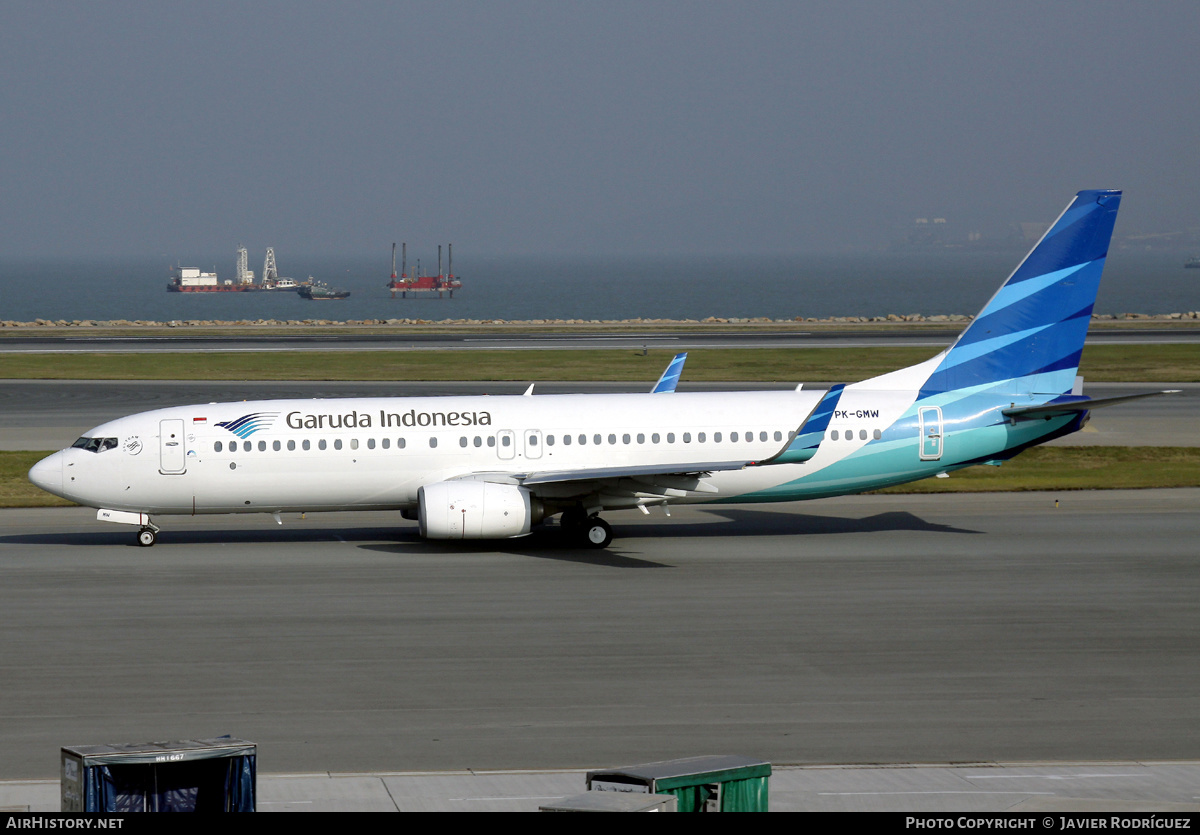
418, 481, 542, 539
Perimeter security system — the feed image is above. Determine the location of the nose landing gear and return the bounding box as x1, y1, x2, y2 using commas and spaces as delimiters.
96, 509, 160, 547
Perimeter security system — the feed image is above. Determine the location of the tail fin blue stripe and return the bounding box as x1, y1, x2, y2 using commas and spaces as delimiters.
936, 323, 1055, 371
920, 189, 1120, 396
969, 262, 1087, 321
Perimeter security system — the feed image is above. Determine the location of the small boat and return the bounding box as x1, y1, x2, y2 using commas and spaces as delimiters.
298, 278, 350, 300
1185, 256, 1200, 269
259, 276, 302, 291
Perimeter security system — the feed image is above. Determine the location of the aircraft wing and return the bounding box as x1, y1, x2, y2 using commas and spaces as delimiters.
518, 459, 750, 486
452, 460, 752, 488
1002, 390, 1180, 421
446, 460, 754, 509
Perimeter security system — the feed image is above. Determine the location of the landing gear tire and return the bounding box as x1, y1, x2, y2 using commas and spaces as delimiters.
136, 527, 157, 547
581, 516, 612, 549
559, 506, 587, 531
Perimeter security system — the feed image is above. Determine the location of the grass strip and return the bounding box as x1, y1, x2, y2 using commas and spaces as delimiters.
2, 343, 1199, 382
6, 447, 1198, 509
872, 446, 1200, 493
0, 452, 75, 507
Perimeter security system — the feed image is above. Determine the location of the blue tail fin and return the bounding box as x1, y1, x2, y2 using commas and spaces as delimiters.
920, 189, 1121, 397
651, 352, 687, 393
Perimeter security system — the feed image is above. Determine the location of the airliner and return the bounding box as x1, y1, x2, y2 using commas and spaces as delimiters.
28, 190, 1172, 548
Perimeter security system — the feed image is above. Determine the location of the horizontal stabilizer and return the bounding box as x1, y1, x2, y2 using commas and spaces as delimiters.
1002, 390, 1180, 421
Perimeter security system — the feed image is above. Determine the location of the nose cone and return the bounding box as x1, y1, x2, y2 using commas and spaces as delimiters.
28, 452, 64, 497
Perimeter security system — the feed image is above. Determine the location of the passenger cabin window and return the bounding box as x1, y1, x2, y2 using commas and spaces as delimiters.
214, 441, 223, 452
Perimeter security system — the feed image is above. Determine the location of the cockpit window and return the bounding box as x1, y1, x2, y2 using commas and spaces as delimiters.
71, 436, 118, 453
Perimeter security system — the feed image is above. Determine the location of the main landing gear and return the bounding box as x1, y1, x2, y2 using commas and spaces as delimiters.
582, 516, 613, 548
559, 507, 613, 549
136, 526, 158, 547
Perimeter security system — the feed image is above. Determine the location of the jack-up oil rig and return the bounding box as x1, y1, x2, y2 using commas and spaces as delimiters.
386, 243, 461, 298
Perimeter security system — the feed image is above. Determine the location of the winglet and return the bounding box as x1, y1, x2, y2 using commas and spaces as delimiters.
756, 384, 845, 465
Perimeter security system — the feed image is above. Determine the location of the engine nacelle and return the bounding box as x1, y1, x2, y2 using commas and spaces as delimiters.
418, 481, 542, 539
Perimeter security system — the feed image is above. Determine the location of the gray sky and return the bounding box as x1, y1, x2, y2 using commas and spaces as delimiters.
2, 1, 1198, 257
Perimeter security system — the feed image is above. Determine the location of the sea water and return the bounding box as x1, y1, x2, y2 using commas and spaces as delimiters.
0, 249, 1195, 324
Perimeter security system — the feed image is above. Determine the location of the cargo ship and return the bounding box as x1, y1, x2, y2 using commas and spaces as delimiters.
167, 266, 251, 292
167, 247, 304, 292
387, 243, 462, 297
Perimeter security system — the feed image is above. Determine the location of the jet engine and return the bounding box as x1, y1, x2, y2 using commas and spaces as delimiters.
418, 481, 543, 540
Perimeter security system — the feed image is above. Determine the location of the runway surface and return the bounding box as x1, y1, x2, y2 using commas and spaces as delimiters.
7, 762, 1200, 812
2, 490, 1198, 782
3, 380, 1196, 450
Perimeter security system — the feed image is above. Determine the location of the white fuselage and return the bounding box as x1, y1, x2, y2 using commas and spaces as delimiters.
32, 385, 929, 516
